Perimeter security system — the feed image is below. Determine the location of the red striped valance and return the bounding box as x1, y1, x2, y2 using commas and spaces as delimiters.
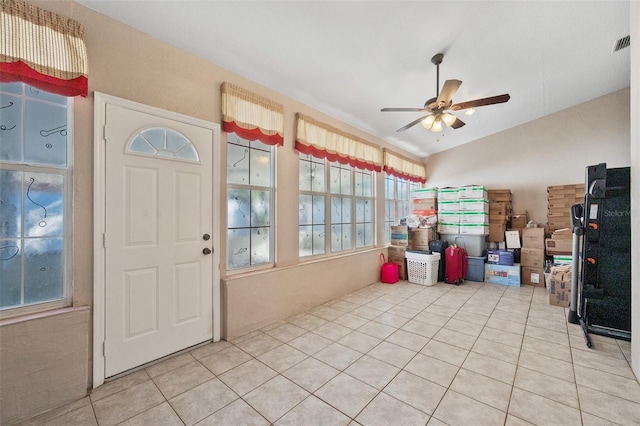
295, 113, 383, 172
0, 0, 88, 97
221, 82, 284, 146
383, 148, 426, 183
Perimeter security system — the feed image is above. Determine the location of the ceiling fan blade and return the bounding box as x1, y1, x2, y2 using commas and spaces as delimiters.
450, 94, 511, 111
381, 107, 429, 112
435, 79, 462, 106
396, 115, 429, 132
450, 117, 466, 129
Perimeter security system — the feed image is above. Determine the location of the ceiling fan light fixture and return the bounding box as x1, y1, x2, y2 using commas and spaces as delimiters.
431, 117, 443, 132
421, 115, 435, 129
465, 108, 476, 116
441, 113, 457, 126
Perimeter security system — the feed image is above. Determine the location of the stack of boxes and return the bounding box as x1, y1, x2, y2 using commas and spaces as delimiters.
548, 264, 572, 307
487, 189, 511, 242
437, 187, 460, 234
388, 226, 409, 280
547, 183, 585, 233
520, 227, 546, 287
458, 185, 489, 236
411, 187, 437, 251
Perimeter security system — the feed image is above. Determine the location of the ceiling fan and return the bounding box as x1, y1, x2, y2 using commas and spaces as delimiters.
381, 53, 510, 133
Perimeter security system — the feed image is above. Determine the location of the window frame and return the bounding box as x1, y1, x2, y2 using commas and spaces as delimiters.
384, 175, 419, 245
225, 132, 275, 272
0, 83, 74, 319
299, 153, 376, 258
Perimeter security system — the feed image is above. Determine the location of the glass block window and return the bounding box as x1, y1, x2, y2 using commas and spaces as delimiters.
299, 154, 375, 257
384, 175, 419, 244
128, 127, 199, 163
0, 82, 72, 314
226, 132, 273, 270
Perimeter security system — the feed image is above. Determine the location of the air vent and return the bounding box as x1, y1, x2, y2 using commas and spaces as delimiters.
612, 35, 630, 53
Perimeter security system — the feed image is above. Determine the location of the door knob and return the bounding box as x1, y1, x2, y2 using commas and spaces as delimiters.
203, 234, 211, 241
203, 248, 212, 255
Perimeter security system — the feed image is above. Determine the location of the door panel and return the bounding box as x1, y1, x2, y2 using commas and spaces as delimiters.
104, 104, 214, 377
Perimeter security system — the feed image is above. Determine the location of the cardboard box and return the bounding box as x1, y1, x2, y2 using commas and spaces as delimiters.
484, 263, 521, 286
389, 259, 407, 280
522, 227, 545, 249
413, 188, 438, 199
522, 266, 545, 287
413, 198, 437, 211
438, 200, 460, 212
437, 222, 459, 234
548, 265, 572, 307
459, 199, 489, 212
458, 185, 487, 200
459, 212, 489, 224
551, 228, 573, 239
520, 247, 546, 268
438, 211, 460, 224
391, 225, 408, 246
489, 202, 507, 216
545, 238, 572, 255
459, 223, 489, 235
487, 249, 514, 266
388, 245, 407, 261
412, 228, 433, 249
437, 187, 460, 201
487, 190, 512, 202
511, 214, 527, 228
488, 223, 506, 242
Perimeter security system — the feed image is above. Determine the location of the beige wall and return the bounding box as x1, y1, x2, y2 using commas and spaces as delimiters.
426, 88, 631, 226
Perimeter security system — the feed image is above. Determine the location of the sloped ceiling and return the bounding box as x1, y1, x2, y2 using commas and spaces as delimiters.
76, 1, 631, 157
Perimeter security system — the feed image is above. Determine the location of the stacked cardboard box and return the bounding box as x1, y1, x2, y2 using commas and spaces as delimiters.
389, 226, 409, 279
487, 189, 511, 242
412, 187, 438, 216
548, 264, 572, 307
545, 228, 573, 255
520, 227, 546, 287
547, 183, 585, 233
437, 187, 460, 234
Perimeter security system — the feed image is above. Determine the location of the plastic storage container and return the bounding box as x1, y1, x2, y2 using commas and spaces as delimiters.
405, 251, 441, 286
439, 234, 487, 256
467, 256, 486, 282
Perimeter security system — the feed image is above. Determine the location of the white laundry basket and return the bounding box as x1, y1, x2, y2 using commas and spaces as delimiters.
405, 251, 441, 286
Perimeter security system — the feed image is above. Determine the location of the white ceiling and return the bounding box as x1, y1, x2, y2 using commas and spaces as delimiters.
76, 0, 631, 158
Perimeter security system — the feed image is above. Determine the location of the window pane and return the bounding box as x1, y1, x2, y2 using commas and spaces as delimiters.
341, 197, 352, 222
24, 173, 63, 237
251, 227, 270, 264
0, 93, 22, 162
364, 223, 373, 246
227, 143, 250, 184
24, 100, 67, 167
299, 195, 312, 225
228, 189, 250, 228
312, 162, 325, 192
25, 85, 66, 105
250, 149, 270, 187
228, 228, 250, 268
356, 199, 365, 222
0, 239, 21, 308
356, 223, 365, 248
355, 171, 363, 197
299, 160, 311, 191
312, 224, 325, 255
362, 172, 373, 197
330, 164, 341, 194
1, 82, 23, 95
330, 224, 341, 252
0, 170, 21, 238
299, 225, 313, 257
384, 200, 392, 222
251, 190, 270, 227
340, 168, 351, 195
24, 237, 63, 304
312, 196, 325, 224
341, 224, 352, 250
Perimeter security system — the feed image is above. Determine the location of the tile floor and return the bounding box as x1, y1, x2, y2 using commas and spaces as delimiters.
21, 280, 639, 426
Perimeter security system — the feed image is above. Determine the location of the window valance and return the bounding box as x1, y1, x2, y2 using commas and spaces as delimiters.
383, 148, 426, 183
295, 113, 382, 172
221, 82, 284, 146
0, 0, 88, 97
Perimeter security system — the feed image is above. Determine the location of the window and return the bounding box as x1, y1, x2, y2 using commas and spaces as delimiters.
299, 154, 375, 257
0, 82, 72, 315
384, 175, 420, 244
226, 132, 274, 270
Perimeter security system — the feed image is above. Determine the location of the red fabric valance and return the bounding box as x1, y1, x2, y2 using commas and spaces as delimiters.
0, 0, 89, 97
221, 82, 284, 146
295, 113, 383, 172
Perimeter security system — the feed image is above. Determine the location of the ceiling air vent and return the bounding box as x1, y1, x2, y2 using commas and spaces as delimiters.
612, 35, 630, 53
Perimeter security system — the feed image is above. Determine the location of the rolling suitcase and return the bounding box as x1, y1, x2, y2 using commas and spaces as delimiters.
428, 240, 449, 282
445, 244, 468, 285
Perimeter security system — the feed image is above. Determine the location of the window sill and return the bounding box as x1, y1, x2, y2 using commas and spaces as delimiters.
0, 305, 89, 327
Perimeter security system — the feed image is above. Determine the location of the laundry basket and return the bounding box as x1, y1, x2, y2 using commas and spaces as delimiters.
405, 251, 441, 286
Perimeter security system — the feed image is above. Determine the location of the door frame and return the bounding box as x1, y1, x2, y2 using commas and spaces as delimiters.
92, 92, 221, 388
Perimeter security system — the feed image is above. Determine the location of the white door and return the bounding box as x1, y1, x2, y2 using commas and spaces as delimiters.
104, 103, 215, 377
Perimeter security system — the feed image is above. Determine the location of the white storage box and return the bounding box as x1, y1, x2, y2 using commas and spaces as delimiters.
438, 222, 460, 234
458, 185, 488, 200
438, 200, 460, 212
413, 188, 438, 199
459, 211, 489, 224
405, 251, 441, 286
438, 212, 460, 224
459, 223, 489, 236
459, 199, 489, 212
437, 187, 460, 201
440, 233, 487, 257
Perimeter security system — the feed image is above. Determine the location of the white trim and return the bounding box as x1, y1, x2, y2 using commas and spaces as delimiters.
93, 92, 221, 388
